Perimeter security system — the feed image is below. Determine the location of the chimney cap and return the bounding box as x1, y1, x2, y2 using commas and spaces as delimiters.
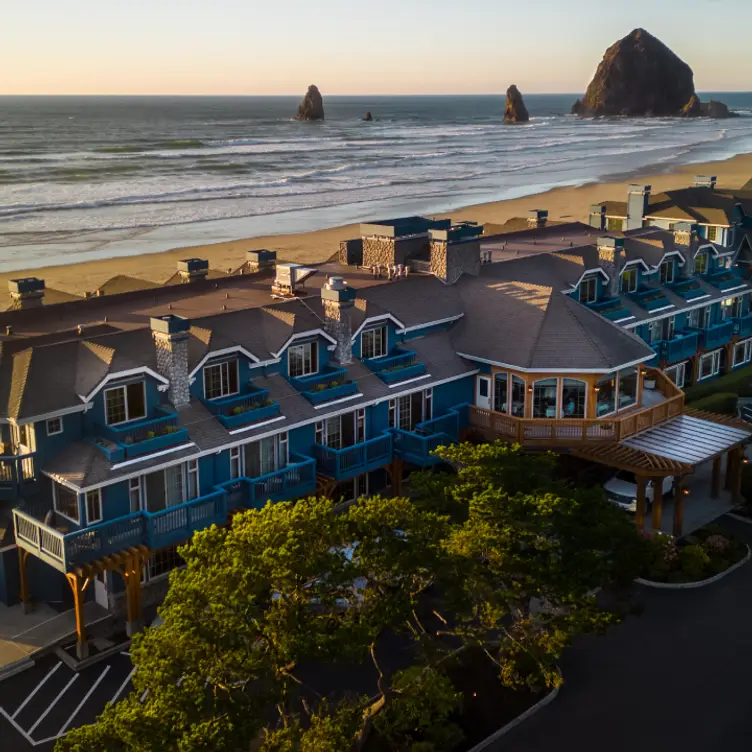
8, 277, 45, 295
246, 249, 277, 262
150, 314, 190, 335
527, 209, 549, 219
673, 221, 698, 233
325, 275, 348, 291
597, 236, 625, 249
628, 184, 652, 194
177, 258, 209, 274
589, 203, 608, 214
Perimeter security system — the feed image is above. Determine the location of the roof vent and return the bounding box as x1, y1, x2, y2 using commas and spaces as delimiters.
527, 209, 548, 228
246, 249, 277, 273
272, 263, 318, 298
177, 258, 209, 283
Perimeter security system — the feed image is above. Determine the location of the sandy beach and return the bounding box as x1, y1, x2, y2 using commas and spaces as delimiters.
2, 152, 751, 297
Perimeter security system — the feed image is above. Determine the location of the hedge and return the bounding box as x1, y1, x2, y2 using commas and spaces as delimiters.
688, 392, 738, 415
684, 365, 752, 404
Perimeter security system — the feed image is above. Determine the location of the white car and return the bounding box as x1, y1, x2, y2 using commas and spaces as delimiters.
604, 471, 674, 513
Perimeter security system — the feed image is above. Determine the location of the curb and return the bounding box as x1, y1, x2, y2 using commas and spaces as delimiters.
0, 657, 34, 682
465, 680, 561, 752
636, 544, 751, 590
726, 512, 752, 525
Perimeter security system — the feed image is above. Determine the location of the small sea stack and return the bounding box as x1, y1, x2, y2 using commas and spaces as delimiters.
295, 85, 325, 121
363, 111, 373, 122
504, 85, 529, 124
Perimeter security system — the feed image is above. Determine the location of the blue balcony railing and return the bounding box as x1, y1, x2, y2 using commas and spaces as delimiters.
93, 409, 189, 462
736, 313, 752, 339
390, 404, 469, 466
146, 490, 229, 550
656, 330, 700, 363
0, 452, 37, 501
701, 320, 734, 350
587, 297, 631, 322
312, 434, 393, 481
705, 269, 744, 292
630, 286, 673, 312
204, 387, 281, 429
666, 278, 707, 302
365, 348, 427, 384
291, 366, 358, 405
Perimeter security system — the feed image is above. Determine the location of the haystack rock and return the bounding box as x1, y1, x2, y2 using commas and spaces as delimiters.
295, 85, 325, 121
363, 111, 373, 121
571, 28, 733, 118
504, 85, 529, 124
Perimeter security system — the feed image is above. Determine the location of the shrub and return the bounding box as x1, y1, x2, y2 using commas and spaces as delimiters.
684, 366, 752, 403
678, 544, 711, 580
689, 392, 737, 415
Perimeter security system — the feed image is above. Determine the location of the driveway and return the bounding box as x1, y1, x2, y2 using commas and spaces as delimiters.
496, 515, 752, 752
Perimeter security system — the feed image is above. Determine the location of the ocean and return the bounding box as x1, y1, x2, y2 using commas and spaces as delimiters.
1, 93, 752, 272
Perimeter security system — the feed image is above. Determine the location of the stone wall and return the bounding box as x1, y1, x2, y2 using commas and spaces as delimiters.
323, 299, 353, 365
339, 239, 363, 266
362, 235, 429, 267
597, 246, 624, 297
430, 239, 481, 285
153, 331, 191, 408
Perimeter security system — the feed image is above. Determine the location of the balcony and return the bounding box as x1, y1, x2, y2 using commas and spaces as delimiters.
736, 313, 752, 339
364, 349, 427, 385
0, 452, 37, 501
467, 368, 684, 448
291, 366, 358, 405
666, 278, 708, 302
92, 408, 189, 462
146, 490, 229, 550
657, 330, 700, 363
700, 321, 734, 350
390, 404, 467, 466
203, 387, 281, 430
312, 434, 393, 481
629, 286, 673, 313
587, 297, 632, 322
705, 269, 745, 292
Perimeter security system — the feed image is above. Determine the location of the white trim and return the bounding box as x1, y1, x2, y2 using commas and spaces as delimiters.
614, 316, 636, 324
624, 290, 751, 329
719, 284, 748, 294
202, 359, 240, 401
104, 381, 147, 426
622, 258, 651, 273
570, 267, 610, 290
396, 313, 463, 334
46, 417, 64, 436
188, 345, 275, 379
109, 442, 196, 470
652, 251, 686, 269
228, 415, 286, 435
81, 367, 168, 403
646, 304, 675, 314
455, 352, 651, 374
10, 403, 87, 427
52, 481, 80, 525
351, 313, 406, 342
387, 374, 432, 388
84, 488, 103, 525
313, 393, 364, 409
272, 329, 337, 358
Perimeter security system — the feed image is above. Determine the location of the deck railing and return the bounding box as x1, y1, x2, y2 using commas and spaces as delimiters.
13, 507, 67, 570
147, 490, 228, 550
0, 452, 37, 500
735, 313, 752, 339
93, 409, 189, 461
364, 349, 427, 384
468, 369, 684, 446
657, 331, 700, 363
249, 454, 317, 505
700, 321, 734, 350
312, 434, 393, 480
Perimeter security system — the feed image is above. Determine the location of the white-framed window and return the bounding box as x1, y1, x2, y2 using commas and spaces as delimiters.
721, 298, 736, 321
620, 267, 638, 294
203, 360, 239, 400
129, 477, 142, 514
11, 423, 35, 452
46, 417, 63, 436
230, 446, 243, 479
187, 458, 199, 500
85, 489, 103, 525
105, 382, 146, 426
53, 483, 80, 524
532, 378, 558, 419
580, 276, 597, 304
698, 349, 722, 380
356, 407, 366, 443
659, 260, 675, 285
720, 256, 733, 270
145, 543, 185, 583
561, 379, 587, 419
733, 339, 752, 368
647, 320, 662, 344
686, 308, 699, 329
288, 341, 318, 378
665, 362, 687, 389
361, 327, 387, 360
388, 390, 430, 431
663, 316, 676, 341
316, 416, 343, 449
707, 226, 719, 243
699, 305, 712, 329
695, 252, 709, 275
424, 388, 433, 422
734, 297, 744, 318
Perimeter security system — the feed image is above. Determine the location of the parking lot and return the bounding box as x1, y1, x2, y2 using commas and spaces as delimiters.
0, 651, 135, 750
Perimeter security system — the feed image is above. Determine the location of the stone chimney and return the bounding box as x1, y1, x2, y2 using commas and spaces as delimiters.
672, 222, 700, 276
597, 237, 625, 297
589, 204, 608, 231
695, 175, 717, 190
246, 249, 276, 273
527, 209, 548, 229
150, 315, 191, 409
8, 278, 45, 309
429, 224, 482, 285
626, 184, 651, 231
177, 258, 209, 283
321, 277, 356, 365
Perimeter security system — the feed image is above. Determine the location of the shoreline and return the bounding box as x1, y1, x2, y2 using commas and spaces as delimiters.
2, 151, 751, 296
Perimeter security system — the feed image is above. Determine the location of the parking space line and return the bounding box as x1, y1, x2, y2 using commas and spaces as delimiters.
57, 665, 111, 737
12, 662, 62, 720
139, 688, 149, 702
0, 706, 36, 746
109, 667, 136, 706
28, 674, 78, 735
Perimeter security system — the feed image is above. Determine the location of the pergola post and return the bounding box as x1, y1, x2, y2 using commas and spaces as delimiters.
732, 446, 744, 506
390, 457, 404, 497
651, 477, 664, 532
18, 548, 32, 614
65, 572, 90, 660
635, 475, 647, 530
711, 456, 723, 499
725, 449, 736, 491
673, 477, 686, 537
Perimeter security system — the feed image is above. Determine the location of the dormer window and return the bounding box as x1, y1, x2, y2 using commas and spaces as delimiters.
695, 252, 709, 275
204, 359, 239, 400
361, 326, 387, 359
620, 267, 638, 294
659, 260, 674, 285
580, 276, 598, 304
105, 382, 146, 426
288, 341, 318, 378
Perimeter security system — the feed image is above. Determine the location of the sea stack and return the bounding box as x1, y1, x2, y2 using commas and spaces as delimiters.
363, 111, 373, 121
572, 28, 733, 118
295, 85, 325, 121
504, 85, 529, 124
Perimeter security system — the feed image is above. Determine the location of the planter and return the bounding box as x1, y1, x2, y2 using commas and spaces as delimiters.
643, 379, 656, 390
637, 544, 751, 589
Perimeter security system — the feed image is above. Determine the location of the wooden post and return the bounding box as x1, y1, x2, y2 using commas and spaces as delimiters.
711, 456, 723, 499
18, 548, 32, 615
122, 552, 145, 637
635, 475, 647, 531
673, 477, 685, 537
391, 458, 404, 497
651, 477, 664, 532
65, 573, 89, 660
732, 446, 744, 506
725, 449, 736, 491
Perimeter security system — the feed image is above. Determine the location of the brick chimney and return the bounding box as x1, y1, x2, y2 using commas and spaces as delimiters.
177, 258, 209, 283
246, 249, 276, 273
429, 223, 482, 285
8, 278, 45, 309
321, 277, 356, 365
597, 237, 625, 297
527, 209, 548, 229
672, 222, 700, 276
150, 315, 191, 408
695, 175, 717, 190
626, 184, 651, 231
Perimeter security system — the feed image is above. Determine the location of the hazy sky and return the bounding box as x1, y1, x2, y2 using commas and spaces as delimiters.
3, 0, 750, 95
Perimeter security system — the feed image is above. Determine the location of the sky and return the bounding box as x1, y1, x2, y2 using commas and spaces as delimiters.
3, 0, 750, 95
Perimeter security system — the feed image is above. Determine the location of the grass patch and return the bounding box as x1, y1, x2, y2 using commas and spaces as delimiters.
684, 365, 752, 404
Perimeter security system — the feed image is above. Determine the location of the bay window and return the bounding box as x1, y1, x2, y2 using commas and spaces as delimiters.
595, 373, 617, 416
695, 252, 709, 275
561, 379, 587, 419
288, 341, 318, 378
532, 378, 558, 419
203, 359, 239, 400
105, 381, 146, 425
510, 375, 526, 417
617, 366, 639, 409
659, 260, 674, 285
733, 339, 752, 368
494, 373, 508, 413
580, 276, 597, 304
